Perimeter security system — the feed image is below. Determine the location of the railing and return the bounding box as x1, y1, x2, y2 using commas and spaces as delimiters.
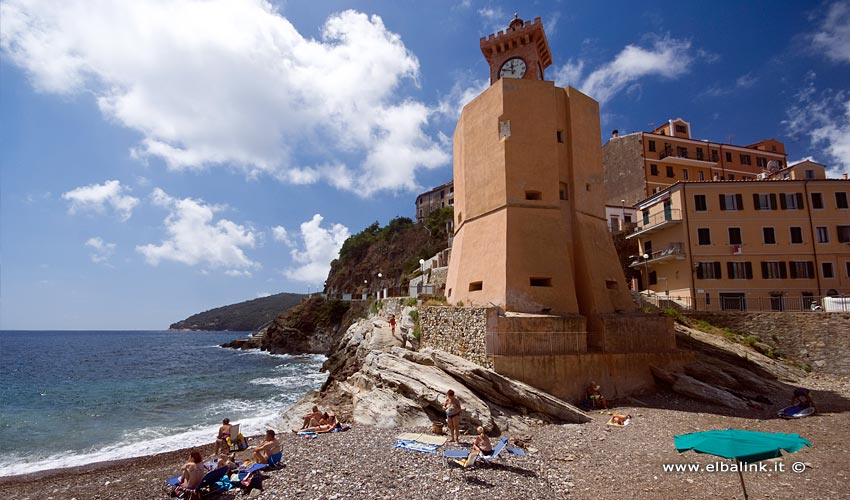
630, 242, 685, 266
659, 147, 688, 160
639, 294, 850, 312
630, 209, 682, 237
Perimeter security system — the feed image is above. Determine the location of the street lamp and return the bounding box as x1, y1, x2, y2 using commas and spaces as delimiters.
377, 272, 383, 299
621, 199, 626, 232
419, 258, 425, 273
642, 253, 650, 292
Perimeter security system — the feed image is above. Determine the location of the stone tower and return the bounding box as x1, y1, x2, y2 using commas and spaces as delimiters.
445, 16, 637, 335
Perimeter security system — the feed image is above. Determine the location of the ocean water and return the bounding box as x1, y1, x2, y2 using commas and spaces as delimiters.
0, 330, 326, 477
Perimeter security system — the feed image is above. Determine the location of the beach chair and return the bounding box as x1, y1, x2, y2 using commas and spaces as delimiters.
226, 423, 248, 451
166, 465, 230, 499
443, 437, 509, 468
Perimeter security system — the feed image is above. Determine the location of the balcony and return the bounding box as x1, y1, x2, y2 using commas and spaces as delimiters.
627, 209, 682, 238
656, 147, 716, 167
630, 242, 686, 267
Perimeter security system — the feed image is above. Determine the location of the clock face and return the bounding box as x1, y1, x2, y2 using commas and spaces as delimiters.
499, 58, 527, 79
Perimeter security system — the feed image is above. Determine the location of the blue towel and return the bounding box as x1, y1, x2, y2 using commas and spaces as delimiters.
392, 439, 439, 454
506, 447, 526, 456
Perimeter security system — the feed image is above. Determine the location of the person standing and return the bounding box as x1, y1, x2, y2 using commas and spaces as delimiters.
389, 315, 397, 336
443, 389, 462, 443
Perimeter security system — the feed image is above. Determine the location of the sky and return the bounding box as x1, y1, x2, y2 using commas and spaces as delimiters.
2, 0, 849, 330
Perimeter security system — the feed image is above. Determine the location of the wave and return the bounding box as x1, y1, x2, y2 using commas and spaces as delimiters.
0, 410, 288, 477
227, 347, 327, 363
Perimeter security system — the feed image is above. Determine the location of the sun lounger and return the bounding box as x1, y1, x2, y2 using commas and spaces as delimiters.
443, 437, 511, 468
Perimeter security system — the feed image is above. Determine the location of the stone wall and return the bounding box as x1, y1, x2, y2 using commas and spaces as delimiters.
686, 311, 850, 375
419, 306, 491, 368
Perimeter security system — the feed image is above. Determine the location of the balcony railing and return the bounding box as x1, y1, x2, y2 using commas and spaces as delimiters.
627, 209, 682, 238
629, 242, 685, 266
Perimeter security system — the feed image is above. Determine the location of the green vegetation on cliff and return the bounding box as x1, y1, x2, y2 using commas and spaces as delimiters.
169, 292, 304, 331
325, 208, 452, 294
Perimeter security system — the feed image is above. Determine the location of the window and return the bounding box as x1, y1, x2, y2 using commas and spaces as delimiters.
696, 148, 704, 160
705, 293, 711, 305
761, 261, 787, 279
816, 226, 829, 243
762, 227, 776, 245
836, 192, 849, 209
822, 262, 835, 279
556, 130, 564, 143
676, 146, 688, 158
649, 271, 657, 285
642, 209, 649, 225
468, 281, 483, 291
790, 227, 803, 244
728, 174, 735, 181
624, 214, 632, 223
666, 166, 674, 177
675, 124, 687, 133
838, 225, 850, 243
711, 150, 718, 162
805, 170, 815, 179
696, 262, 722, 279
650, 164, 659, 176
559, 182, 568, 201
530, 277, 552, 287
846, 261, 850, 278
728, 227, 742, 245
697, 228, 711, 245
449, 186, 454, 193
609, 215, 619, 231
757, 157, 767, 168
698, 171, 705, 181
789, 261, 815, 279
694, 194, 707, 211
811, 192, 824, 209
683, 169, 689, 180
780, 193, 804, 210
648, 140, 656, 152
740, 154, 752, 165
525, 190, 542, 200
753, 193, 777, 210
727, 261, 753, 279
725, 152, 732, 162
719, 194, 743, 210
448, 199, 454, 205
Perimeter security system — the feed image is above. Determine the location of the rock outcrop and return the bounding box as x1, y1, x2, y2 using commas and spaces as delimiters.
280, 316, 589, 433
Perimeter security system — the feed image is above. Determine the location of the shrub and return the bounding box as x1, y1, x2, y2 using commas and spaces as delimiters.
456, 301, 464, 307
663, 307, 686, 324
408, 310, 419, 322
404, 297, 418, 307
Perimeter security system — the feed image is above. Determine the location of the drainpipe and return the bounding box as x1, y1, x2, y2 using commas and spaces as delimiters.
681, 184, 697, 309
803, 180, 823, 296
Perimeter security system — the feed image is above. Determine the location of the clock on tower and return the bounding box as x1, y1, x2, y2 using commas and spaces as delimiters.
480, 14, 552, 85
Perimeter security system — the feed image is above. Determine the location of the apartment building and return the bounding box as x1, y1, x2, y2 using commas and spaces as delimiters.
627, 174, 850, 311
414, 181, 454, 222
604, 118, 788, 206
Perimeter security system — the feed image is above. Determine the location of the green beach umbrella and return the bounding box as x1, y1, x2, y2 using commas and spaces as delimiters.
675, 429, 812, 499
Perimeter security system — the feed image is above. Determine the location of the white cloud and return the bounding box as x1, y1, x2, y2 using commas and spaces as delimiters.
700, 72, 759, 98
283, 214, 349, 283
783, 72, 850, 178
272, 225, 293, 247
0, 1, 448, 195
62, 180, 139, 221
553, 59, 585, 88
85, 236, 116, 264
136, 188, 259, 273
811, 1, 850, 64
436, 78, 489, 120
579, 36, 692, 103
478, 7, 507, 29
255, 291, 272, 298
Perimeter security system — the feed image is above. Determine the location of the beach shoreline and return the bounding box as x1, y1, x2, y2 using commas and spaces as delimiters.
2, 373, 848, 500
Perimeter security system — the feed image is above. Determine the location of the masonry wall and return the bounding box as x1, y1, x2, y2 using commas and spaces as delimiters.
602, 133, 647, 206
686, 311, 850, 375
419, 306, 492, 368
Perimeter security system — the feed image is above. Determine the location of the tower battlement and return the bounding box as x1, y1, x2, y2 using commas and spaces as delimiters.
479, 17, 551, 70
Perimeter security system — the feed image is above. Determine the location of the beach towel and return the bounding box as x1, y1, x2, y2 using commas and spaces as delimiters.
395, 432, 447, 446
607, 418, 631, 427
392, 439, 440, 454
778, 405, 815, 418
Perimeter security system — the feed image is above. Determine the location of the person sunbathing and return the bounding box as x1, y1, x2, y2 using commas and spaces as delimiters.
216, 451, 238, 472
296, 413, 340, 433
300, 405, 324, 429
607, 413, 632, 426
179, 451, 205, 490
791, 387, 815, 411
471, 427, 493, 457
214, 418, 233, 455
252, 430, 281, 464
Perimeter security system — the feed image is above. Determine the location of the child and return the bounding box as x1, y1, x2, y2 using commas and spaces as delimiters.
389, 315, 396, 336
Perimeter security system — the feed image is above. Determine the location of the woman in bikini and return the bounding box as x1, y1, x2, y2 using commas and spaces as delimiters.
214, 418, 232, 455
443, 389, 462, 443
472, 426, 493, 457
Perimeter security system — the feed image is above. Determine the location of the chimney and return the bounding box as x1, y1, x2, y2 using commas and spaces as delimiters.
844, 173, 848, 180
612, 129, 619, 138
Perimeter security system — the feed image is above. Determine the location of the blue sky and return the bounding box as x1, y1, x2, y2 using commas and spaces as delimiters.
2, 0, 849, 329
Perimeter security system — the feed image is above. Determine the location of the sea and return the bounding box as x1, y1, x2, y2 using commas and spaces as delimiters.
0, 330, 327, 477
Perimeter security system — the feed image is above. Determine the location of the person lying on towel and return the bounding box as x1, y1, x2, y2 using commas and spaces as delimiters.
295, 412, 341, 433
782, 388, 816, 416
253, 430, 281, 464
607, 413, 632, 426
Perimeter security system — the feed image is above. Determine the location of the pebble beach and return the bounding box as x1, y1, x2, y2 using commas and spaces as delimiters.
2, 373, 848, 500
